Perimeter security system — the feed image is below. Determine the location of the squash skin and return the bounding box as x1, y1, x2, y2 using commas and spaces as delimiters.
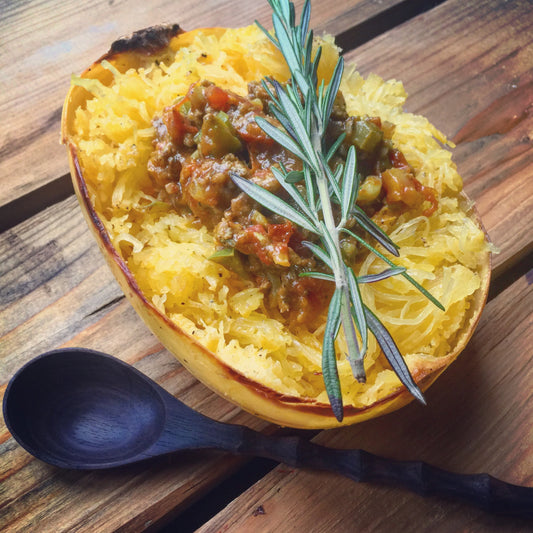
61, 25, 491, 429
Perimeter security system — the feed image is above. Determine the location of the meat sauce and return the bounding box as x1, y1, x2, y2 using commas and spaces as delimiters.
147, 80, 437, 325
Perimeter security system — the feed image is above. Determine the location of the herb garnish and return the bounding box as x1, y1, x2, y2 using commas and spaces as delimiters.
231, 0, 444, 421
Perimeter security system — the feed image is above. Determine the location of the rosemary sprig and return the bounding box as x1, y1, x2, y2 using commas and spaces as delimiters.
231, 0, 442, 420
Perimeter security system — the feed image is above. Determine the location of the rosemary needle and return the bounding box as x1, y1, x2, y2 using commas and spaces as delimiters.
231, 0, 441, 420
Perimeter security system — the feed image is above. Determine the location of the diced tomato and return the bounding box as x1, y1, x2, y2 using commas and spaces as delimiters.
163, 106, 198, 145
368, 116, 382, 129
267, 222, 294, 267
389, 148, 411, 170
206, 85, 230, 111
236, 225, 271, 264
267, 222, 293, 246
162, 107, 184, 144
235, 222, 294, 266
381, 168, 438, 217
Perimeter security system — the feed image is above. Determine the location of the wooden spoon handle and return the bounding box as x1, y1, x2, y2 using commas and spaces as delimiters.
237, 429, 533, 517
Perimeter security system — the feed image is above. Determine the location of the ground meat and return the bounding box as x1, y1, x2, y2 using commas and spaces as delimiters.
147, 116, 187, 188
180, 155, 249, 227
247, 80, 273, 112
146, 79, 438, 325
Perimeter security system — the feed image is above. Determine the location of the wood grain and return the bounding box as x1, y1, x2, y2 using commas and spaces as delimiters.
196, 271, 533, 532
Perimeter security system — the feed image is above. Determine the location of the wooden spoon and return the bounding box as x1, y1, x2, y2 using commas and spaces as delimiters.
3, 348, 532, 517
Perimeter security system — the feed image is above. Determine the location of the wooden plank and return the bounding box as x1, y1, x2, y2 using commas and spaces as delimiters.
343, 0, 533, 275
321, 0, 446, 51
0, 0, 392, 216
196, 270, 533, 532
0, 200, 122, 377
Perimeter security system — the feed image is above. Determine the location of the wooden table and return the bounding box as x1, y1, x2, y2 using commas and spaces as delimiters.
1, 0, 532, 531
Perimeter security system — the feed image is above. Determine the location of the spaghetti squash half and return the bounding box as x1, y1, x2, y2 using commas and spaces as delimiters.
61, 23, 491, 428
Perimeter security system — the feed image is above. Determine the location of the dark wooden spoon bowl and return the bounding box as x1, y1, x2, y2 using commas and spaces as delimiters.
3, 348, 532, 516
2, 348, 247, 469
3, 349, 169, 468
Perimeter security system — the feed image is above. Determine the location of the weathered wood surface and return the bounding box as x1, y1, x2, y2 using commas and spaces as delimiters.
198, 272, 533, 532
0, 0, 531, 531
0, 0, 405, 217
